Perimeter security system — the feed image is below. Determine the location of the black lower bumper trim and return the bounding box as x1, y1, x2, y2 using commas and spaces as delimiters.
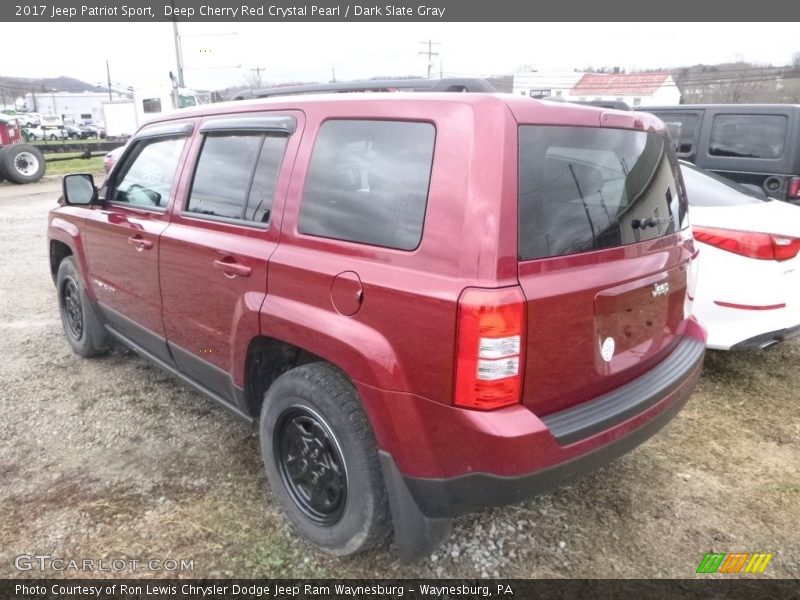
400, 359, 700, 518
541, 336, 705, 445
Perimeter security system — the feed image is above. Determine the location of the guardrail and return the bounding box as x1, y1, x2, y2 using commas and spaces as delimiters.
35, 141, 126, 154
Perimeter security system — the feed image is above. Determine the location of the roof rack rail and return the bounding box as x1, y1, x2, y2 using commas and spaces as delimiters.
232, 78, 497, 100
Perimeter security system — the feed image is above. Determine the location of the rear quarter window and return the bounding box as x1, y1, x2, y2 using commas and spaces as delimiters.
298, 120, 435, 251
709, 114, 787, 159
657, 112, 700, 155
519, 126, 686, 261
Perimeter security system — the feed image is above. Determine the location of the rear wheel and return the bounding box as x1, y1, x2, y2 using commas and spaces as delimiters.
0, 147, 7, 182
56, 257, 109, 357
1, 144, 46, 184
259, 363, 391, 556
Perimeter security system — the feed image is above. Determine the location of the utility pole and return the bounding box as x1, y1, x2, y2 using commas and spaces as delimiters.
418, 40, 440, 79
105, 59, 113, 101
331, 67, 336, 83
170, 0, 185, 88
250, 66, 266, 87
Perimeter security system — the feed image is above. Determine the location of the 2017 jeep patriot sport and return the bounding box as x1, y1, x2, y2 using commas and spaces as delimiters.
49, 93, 706, 561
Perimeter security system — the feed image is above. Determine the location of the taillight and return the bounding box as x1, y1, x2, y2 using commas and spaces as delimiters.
454, 287, 526, 410
788, 177, 800, 199
693, 226, 800, 262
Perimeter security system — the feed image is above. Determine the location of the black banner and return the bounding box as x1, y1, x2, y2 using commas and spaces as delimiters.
2, 0, 800, 22
3, 579, 800, 600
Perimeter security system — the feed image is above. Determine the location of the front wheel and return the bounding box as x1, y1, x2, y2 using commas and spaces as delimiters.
56, 257, 109, 357
259, 363, 391, 556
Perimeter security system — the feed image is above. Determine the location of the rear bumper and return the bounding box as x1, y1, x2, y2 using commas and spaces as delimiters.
364, 322, 705, 519
396, 373, 695, 517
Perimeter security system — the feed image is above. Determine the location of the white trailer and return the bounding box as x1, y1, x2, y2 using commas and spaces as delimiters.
101, 101, 137, 138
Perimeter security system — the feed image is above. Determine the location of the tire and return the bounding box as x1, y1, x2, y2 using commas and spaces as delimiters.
1, 144, 46, 184
259, 362, 391, 556
49, 134, 56, 140
56, 257, 109, 357
0, 146, 8, 182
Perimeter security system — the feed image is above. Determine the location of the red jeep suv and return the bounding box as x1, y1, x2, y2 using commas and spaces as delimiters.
49, 92, 705, 560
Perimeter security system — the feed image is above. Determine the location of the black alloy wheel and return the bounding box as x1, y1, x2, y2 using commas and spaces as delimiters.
61, 277, 84, 340
275, 406, 347, 525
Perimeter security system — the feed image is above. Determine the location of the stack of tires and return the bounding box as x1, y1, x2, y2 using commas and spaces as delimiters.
0, 144, 47, 184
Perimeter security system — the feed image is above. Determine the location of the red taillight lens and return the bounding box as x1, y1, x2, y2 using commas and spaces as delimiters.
454, 287, 526, 410
788, 177, 800, 199
693, 226, 800, 262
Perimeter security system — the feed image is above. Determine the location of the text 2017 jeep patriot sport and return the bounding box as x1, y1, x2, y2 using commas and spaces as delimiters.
49, 92, 705, 560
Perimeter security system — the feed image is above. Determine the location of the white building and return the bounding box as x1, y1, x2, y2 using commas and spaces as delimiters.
512, 71, 681, 107
571, 73, 680, 107
23, 91, 129, 124
512, 71, 584, 101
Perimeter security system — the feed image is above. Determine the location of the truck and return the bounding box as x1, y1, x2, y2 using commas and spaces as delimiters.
102, 86, 200, 139
0, 114, 46, 184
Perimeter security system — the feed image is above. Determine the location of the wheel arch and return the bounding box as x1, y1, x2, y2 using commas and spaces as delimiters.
48, 219, 94, 300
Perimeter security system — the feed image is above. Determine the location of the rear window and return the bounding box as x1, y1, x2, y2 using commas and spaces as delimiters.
298, 120, 435, 251
518, 126, 686, 261
709, 114, 787, 159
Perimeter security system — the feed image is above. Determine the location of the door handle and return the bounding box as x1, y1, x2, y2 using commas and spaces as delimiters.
127, 236, 153, 251
213, 259, 252, 278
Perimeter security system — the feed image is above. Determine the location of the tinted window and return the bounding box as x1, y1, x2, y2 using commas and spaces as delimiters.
246, 136, 287, 223
680, 164, 766, 207
142, 98, 162, 114
709, 114, 787, 159
519, 126, 686, 260
298, 120, 435, 250
658, 112, 699, 155
112, 136, 187, 208
187, 133, 288, 223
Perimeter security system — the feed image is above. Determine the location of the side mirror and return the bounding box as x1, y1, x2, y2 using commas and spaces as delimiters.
62, 174, 98, 205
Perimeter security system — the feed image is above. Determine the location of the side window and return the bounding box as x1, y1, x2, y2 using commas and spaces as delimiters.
660, 112, 699, 155
298, 120, 435, 250
186, 132, 288, 224
709, 114, 787, 159
111, 136, 187, 208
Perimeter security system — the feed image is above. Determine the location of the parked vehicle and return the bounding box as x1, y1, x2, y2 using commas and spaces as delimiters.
0, 115, 46, 184
103, 145, 125, 173
681, 162, 800, 350
63, 123, 98, 140
102, 86, 201, 139
639, 104, 800, 205
49, 93, 705, 561
81, 124, 102, 138
24, 126, 67, 141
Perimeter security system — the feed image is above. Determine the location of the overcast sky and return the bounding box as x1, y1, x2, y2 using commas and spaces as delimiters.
1, 22, 798, 91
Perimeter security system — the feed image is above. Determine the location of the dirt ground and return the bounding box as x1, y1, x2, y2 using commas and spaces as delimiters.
1, 179, 798, 579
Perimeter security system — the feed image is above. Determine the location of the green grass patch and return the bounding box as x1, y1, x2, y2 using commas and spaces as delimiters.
46, 155, 104, 176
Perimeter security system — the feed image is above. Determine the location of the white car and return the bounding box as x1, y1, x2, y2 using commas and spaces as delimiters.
682, 162, 800, 350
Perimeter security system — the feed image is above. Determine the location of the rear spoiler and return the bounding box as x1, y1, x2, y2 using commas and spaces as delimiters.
233, 78, 497, 100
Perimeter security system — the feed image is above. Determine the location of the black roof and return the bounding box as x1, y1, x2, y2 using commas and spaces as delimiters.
233, 78, 497, 100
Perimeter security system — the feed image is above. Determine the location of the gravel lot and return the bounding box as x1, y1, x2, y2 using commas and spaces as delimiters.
1, 179, 798, 579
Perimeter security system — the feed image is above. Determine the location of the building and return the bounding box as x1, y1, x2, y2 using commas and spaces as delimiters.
571, 73, 680, 107
23, 91, 128, 124
512, 71, 584, 101
512, 71, 681, 107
